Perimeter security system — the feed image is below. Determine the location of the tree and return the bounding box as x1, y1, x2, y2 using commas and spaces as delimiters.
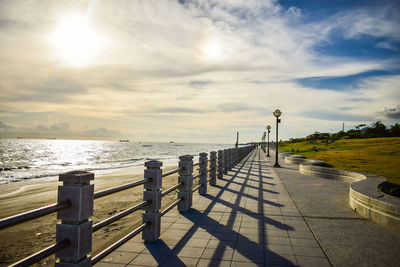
365, 121, 387, 138
389, 123, 400, 137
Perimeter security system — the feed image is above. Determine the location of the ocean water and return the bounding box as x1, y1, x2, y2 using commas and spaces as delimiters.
0, 139, 232, 184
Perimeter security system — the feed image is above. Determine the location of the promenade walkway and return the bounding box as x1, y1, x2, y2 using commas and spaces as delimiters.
97, 148, 331, 266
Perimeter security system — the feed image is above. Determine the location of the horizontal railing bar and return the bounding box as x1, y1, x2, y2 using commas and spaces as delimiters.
160, 198, 183, 216
192, 184, 202, 192
91, 223, 150, 265
161, 183, 183, 197
0, 200, 71, 230
193, 174, 200, 179
162, 167, 181, 177
93, 200, 150, 232
193, 162, 200, 167
10, 239, 70, 267
94, 178, 150, 199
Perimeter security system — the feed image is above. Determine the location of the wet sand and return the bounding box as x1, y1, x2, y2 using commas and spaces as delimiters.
0, 166, 182, 266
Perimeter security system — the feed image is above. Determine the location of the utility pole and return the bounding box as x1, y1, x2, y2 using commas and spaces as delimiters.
342, 122, 344, 132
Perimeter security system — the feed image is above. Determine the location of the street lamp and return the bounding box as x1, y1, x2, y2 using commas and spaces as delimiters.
273, 109, 282, 167
266, 125, 271, 157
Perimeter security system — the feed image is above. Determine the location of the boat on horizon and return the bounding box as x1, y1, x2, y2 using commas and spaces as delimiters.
119, 139, 129, 142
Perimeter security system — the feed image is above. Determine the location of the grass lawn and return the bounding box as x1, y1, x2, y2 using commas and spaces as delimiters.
279, 137, 400, 185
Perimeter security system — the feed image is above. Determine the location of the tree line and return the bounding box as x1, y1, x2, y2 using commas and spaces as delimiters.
289, 121, 400, 142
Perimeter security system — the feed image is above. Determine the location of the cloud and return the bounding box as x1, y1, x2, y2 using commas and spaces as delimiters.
0, 1, 399, 142
82, 127, 122, 138
36, 122, 70, 132
0, 121, 14, 131
153, 108, 205, 114
189, 80, 213, 87
300, 110, 374, 122
378, 105, 400, 119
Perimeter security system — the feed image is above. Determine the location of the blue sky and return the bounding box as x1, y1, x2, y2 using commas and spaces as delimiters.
0, 0, 399, 142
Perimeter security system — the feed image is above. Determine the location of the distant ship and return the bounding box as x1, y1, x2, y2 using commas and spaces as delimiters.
17, 137, 23, 139
142, 144, 153, 147
119, 139, 129, 142
169, 141, 174, 143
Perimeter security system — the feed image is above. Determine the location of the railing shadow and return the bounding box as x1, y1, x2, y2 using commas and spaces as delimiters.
142, 148, 296, 266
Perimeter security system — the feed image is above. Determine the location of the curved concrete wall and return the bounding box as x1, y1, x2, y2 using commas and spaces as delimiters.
284, 155, 400, 232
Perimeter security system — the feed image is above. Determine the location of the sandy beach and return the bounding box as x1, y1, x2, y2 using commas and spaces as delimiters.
0, 165, 183, 266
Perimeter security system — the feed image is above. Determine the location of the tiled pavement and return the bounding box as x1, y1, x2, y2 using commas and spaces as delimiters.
96, 148, 331, 266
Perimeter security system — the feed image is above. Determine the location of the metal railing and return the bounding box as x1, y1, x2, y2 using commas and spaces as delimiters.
0, 145, 254, 266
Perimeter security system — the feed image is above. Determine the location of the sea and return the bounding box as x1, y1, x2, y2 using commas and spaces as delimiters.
0, 139, 233, 185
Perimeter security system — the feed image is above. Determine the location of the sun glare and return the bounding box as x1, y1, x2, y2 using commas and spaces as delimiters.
203, 38, 224, 62
50, 15, 105, 67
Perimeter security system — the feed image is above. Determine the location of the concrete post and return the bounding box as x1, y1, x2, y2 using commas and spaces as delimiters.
223, 149, 228, 174
234, 148, 238, 165
229, 149, 234, 169
56, 171, 94, 267
198, 153, 208, 195
142, 160, 162, 242
218, 150, 223, 180
178, 155, 193, 212
209, 151, 217, 186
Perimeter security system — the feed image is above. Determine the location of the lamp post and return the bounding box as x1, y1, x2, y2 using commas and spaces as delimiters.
262, 132, 266, 152
266, 125, 271, 157
273, 109, 282, 167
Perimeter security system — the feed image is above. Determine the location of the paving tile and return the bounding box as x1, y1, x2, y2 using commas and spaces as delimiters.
232, 250, 264, 263
200, 247, 234, 260
197, 259, 231, 267
288, 231, 315, 239
116, 241, 145, 253
128, 253, 168, 266
295, 255, 331, 267
266, 244, 294, 255
206, 239, 236, 249
235, 241, 264, 253
237, 233, 263, 243
186, 238, 210, 248
264, 253, 297, 266
265, 229, 289, 238
212, 232, 239, 241
231, 260, 264, 266
96, 262, 125, 267
292, 246, 326, 257
102, 251, 138, 264
174, 246, 206, 258
161, 255, 199, 267
265, 236, 291, 246
290, 237, 320, 247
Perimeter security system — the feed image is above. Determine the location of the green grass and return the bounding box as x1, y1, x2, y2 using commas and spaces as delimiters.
279, 137, 400, 185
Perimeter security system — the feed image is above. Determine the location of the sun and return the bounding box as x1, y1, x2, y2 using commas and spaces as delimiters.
50, 15, 105, 67
202, 37, 224, 63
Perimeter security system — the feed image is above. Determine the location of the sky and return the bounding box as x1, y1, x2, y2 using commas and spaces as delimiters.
0, 0, 399, 143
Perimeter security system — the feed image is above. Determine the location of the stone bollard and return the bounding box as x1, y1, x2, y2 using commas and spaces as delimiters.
231, 149, 234, 168
178, 155, 193, 212
56, 171, 94, 267
229, 149, 234, 170
235, 148, 238, 164
142, 160, 162, 242
199, 153, 208, 195
218, 150, 224, 180
209, 151, 217, 186
223, 149, 228, 174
